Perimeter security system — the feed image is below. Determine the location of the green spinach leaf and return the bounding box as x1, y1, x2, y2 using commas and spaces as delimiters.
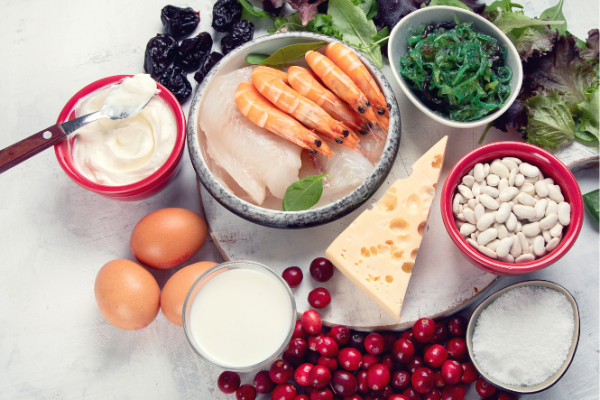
283, 174, 329, 211
583, 189, 600, 224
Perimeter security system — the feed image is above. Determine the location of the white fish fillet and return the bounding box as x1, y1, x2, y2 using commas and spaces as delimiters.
198, 67, 302, 205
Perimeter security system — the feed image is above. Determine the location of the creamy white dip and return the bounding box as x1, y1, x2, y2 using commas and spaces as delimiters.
72, 74, 177, 186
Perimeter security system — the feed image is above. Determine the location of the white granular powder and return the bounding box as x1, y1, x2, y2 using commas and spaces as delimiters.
472, 286, 575, 387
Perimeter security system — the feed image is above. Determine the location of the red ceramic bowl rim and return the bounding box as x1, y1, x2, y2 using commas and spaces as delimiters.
54, 75, 186, 196
440, 141, 584, 275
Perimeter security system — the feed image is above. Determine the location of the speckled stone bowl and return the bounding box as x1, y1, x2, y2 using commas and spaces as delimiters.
187, 32, 401, 229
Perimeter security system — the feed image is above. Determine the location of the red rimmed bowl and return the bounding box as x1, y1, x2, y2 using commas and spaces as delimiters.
440, 141, 584, 276
54, 75, 186, 201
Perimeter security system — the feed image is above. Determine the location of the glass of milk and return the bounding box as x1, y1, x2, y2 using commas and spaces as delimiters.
183, 260, 296, 372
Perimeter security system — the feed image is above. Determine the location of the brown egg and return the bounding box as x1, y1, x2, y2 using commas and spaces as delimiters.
160, 261, 218, 326
130, 208, 208, 270
94, 259, 160, 330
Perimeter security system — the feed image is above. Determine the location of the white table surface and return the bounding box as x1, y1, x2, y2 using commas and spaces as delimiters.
0, 0, 598, 399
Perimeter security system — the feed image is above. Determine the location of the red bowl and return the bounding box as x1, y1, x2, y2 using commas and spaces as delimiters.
54, 75, 186, 201
440, 141, 584, 276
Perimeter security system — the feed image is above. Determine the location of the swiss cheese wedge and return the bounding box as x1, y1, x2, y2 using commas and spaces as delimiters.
325, 136, 448, 321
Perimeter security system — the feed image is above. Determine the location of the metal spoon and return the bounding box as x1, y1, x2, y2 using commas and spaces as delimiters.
0, 79, 155, 174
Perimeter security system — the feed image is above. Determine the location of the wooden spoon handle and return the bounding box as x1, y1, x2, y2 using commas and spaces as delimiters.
0, 124, 67, 174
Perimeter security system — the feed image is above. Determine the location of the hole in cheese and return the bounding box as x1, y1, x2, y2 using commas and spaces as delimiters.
370, 246, 378, 255
402, 262, 414, 273
385, 240, 394, 245
389, 218, 409, 234
403, 193, 421, 215
420, 185, 435, 198
378, 193, 398, 212
410, 248, 419, 260
391, 250, 404, 260
418, 221, 427, 236
361, 247, 370, 257
432, 155, 442, 168
385, 275, 393, 283
397, 234, 412, 246
377, 244, 391, 254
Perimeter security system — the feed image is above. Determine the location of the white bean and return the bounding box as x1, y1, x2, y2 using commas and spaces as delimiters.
468, 199, 477, 209
538, 170, 544, 181
478, 245, 497, 259
486, 174, 500, 187
466, 238, 478, 249
546, 200, 558, 217
543, 177, 554, 186
548, 185, 564, 203
539, 213, 558, 230
504, 157, 522, 165
535, 198, 549, 219
513, 204, 536, 219
546, 237, 560, 252
506, 212, 518, 231
474, 204, 485, 220
472, 182, 483, 197
498, 178, 509, 193
496, 202, 512, 223
486, 239, 501, 251
491, 162, 510, 179
525, 175, 539, 184
510, 236, 522, 258
457, 185, 474, 200
483, 163, 490, 177
474, 163, 485, 182
550, 222, 564, 237
481, 186, 500, 198
496, 237, 514, 257
558, 202, 571, 226
533, 236, 546, 256
519, 183, 535, 196
477, 228, 498, 245
477, 213, 496, 231
499, 187, 519, 202
498, 254, 515, 263
522, 222, 541, 237
460, 223, 477, 236
515, 221, 522, 232
456, 213, 467, 222
534, 180, 549, 197
480, 194, 500, 210
463, 208, 477, 224
502, 159, 519, 172
462, 175, 475, 188
542, 230, 552, 243
517, 232, 529, 254
517, 192, 536, 207
515, 254, 535, 263
515, 173, 525, 187
508, 167, 518, 186
519, 162, 540, 177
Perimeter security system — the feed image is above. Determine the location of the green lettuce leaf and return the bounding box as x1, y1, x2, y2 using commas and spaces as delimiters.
512, 25, 556, 61
428, 0, 472, 11
539, 0, 567, 35
575, 86, 599, 141
525, 91, 576, 149
487, 9, 564, 34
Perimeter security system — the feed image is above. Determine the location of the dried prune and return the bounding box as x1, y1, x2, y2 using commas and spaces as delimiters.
194, 52, 224, 84
159, 66, 192, 103
161, 5, 200, 40
144, 34, 178, 78
221, 20, 254, 55
174, 32, 213, 72
212, 0, 243, 32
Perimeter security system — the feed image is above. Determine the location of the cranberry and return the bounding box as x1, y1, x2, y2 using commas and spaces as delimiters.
309, 334, 327, 351
329, 325, 351, 346
401, 387, 422, 400
372, 384, 394, 398
433, 370, 445, 388
476, 378, 497, 398
389, 396, 411, 400
282, 266, 303, 288
272, 383, 298, 400
283, 348, 306, 368
392, 338, 415, 363
366, 396, 387, 400
380, 354, 396, 371
293, 320, 309, 340
310, 257, 334, 282
420, 344, 433, 358
406, 356, 424, 374
308, 287, 332, 308
445, 338, 467, 362
288, 338, 309, 358
332, 370, 358, 396
356, 370, 370, 394
411, 367, 435, 394
496, 391, 518, 400
422, 388, 441, 400
338, 347, 363, 371
302, 310, 323, 335
343, 396, 364, 400
318, 336, 339, 357
380, 332, 397, 353
412, 318, 436, 343
365, 333, 385, 355
318, 356, 338, 373
294, 363, 314, 386
361, 354, 380, 370
350, 332, 367, 352
253, 370, 275, 394
391, 370, 411, 391
441, 383, 465, 400
424, 344, 448, 368
271, 360, 294, 383
431, 322, 448, 344
307, 349, 321, 364
309, 365, 332, 388
367, 364, 391, 391
440, 360, 462, 385
400, 330, 423, 350
218, 371, 241, 394
294, 396, 309, 400
310, 388, 333, 400
236, 384, 257, 400
459, 362, 478, 384
446, 317, 467, 338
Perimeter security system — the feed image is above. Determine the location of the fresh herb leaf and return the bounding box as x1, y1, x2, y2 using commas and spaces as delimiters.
488, 9, 564, 34
245, 42, 328, 65
512, 25, 557, 61
539, 0, 567, 35
328, 0, 383, 68
238, 0, 271, 19
484, 0, 522, 12
282, 174, 329, 211
583, 189, 600, 225
575, 85, 599, 141
428, 0, 472, 11
367, 0, 379, 20
288, 0, 327, 25
524, 91, 576, 150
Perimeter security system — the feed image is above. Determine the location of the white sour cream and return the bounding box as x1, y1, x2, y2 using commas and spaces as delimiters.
71, 74, 177, 186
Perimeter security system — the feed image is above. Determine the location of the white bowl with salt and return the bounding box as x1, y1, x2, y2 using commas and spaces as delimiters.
466, 280, 580, 394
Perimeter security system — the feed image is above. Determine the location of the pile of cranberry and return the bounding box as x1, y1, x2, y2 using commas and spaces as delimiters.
216, 257, 517, 400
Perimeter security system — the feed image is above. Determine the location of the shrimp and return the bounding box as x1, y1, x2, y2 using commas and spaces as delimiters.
235, 81, 333, 157
325, 42, 389, 131
252, 66, 289, 85
251, 66, 360, 150
287, 66, 372, 136
305, 50, 381, 131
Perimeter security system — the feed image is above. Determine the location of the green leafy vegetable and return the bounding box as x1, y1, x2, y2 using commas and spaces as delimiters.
485, 1, 523, 12
511, 25, 556, 61
583, 189, 600, 224
428, 0, 472, 11
245, 42, 327, 65
366, 0, 379, 20
575, 86, 599, 141
328, 0, 384, 68
524, 91, 576, 149
269, 13, 343, 40
238, 0, 271, 19
282, 174, 329, 211
539, 0, 567, 35
487, 9, 564, 34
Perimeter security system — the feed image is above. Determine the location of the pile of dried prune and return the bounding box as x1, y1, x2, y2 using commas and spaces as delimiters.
144, 34, 178, 78
194, 52, 224, 84
161, 5, 200, 40
211, 0, 243, 32
221, 20, 255, 55
174, 32, 213, 72
158, 66, 192, 103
